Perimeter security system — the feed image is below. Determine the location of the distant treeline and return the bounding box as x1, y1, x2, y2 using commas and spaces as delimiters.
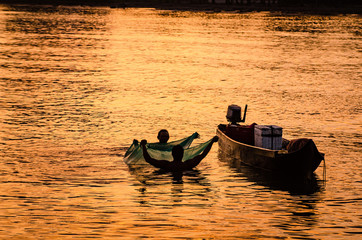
0, 0, 360, 7
0, 0, 112, 5
278, 0, 361, 6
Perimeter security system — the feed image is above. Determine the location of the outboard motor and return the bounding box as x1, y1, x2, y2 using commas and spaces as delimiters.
226, 104, 247, 125
225, 104, 253, 145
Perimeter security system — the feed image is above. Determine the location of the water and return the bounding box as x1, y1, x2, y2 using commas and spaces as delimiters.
0, 5, 361, 239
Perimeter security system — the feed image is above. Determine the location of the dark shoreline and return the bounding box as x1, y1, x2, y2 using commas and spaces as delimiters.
0, 1, 361, 15
134, 3, 362, 15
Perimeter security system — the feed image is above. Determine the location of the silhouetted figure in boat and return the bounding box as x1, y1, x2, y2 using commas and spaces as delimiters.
140, 136, 218, 172
133, 129, 170, 145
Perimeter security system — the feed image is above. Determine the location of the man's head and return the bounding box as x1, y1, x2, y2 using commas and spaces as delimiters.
157, 129, 169, 143
172, 145, 184, 162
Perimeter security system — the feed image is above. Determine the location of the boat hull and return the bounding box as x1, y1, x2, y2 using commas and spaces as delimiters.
217, 126, 324, 178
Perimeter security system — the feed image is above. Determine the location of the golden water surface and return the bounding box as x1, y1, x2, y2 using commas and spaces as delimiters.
0, 5, 361, 239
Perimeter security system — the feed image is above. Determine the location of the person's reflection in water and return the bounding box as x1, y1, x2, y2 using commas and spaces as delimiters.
153, 168, 207, 185
128, 165, 213, 208
172, 171, 184, 184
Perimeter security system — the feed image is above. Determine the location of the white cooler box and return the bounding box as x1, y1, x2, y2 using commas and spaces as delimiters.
254, 125, 283, 150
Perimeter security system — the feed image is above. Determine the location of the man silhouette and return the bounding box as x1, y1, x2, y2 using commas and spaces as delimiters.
133, 129, 169, 145
140, 136, 218, 172
157, 129, 169, 143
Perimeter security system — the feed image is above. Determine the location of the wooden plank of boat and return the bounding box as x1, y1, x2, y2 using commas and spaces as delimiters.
216, 125, 324, 178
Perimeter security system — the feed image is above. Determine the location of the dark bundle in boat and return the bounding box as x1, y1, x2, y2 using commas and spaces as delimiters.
217, 105, 325, 179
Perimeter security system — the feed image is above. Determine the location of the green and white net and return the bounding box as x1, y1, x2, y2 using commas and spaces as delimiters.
124, 132, 212, 165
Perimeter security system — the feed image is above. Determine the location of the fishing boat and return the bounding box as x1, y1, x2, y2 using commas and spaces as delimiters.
216, 105, 325, 179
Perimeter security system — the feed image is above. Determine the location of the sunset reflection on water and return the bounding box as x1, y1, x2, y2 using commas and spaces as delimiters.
0, 5, 361, 239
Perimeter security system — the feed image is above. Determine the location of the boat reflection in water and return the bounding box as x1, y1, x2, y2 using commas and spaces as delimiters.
218, 150, 324, 195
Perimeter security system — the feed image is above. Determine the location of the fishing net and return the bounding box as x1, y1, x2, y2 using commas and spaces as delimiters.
124, 132, 212, 165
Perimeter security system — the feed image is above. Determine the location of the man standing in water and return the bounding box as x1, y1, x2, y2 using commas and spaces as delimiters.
133, 129, 169, 145
140, 136, 218, 172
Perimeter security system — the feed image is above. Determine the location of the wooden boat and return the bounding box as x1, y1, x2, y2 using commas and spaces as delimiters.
217, 124, 325, 179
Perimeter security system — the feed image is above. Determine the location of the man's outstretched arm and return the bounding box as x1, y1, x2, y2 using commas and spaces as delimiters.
140, 140, 169, 169
184, 136, 218, 169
